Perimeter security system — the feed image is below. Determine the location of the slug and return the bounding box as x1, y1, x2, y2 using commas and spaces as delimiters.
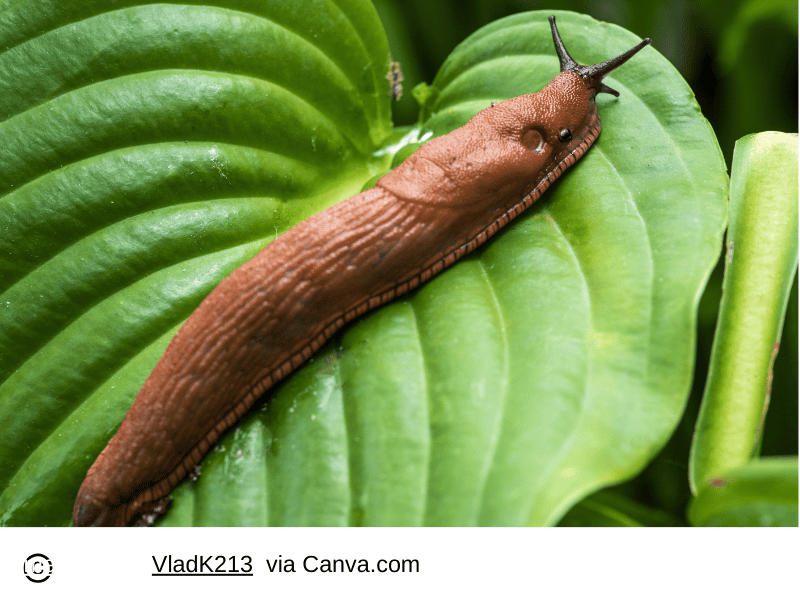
72, 16, 650, 526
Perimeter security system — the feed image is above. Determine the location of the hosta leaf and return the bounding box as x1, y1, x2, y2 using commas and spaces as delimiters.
0, 0, 392, 525
0, 6, 727, 527
406, 10, 728, 525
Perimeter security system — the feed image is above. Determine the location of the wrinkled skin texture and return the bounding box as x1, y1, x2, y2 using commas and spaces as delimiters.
73, 30, 645, 525
383, 73, 593, 211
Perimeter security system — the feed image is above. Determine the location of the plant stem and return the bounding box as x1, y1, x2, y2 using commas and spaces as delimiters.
689, 132, 798, 494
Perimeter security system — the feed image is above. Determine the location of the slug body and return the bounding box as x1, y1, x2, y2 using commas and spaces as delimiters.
73, 17, 650, 526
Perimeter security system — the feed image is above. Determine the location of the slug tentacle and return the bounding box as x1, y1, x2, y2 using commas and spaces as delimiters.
73, 15, 651, 526
549, 15, 651, 97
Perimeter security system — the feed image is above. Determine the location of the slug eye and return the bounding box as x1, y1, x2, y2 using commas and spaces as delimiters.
558, 128, 572, 143
521, 128, 546, 153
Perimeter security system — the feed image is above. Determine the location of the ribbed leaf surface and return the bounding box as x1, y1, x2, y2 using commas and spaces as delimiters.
0, 0, 392, 525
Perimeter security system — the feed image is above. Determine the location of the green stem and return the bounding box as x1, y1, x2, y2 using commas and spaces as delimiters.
689, 132, 798, 494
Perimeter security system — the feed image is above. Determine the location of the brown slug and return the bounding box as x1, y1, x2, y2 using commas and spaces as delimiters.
72, 16, 650, 526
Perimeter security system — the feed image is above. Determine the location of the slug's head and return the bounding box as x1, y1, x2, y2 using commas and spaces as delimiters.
377, 16, 650, 210
448, 15, 652, 204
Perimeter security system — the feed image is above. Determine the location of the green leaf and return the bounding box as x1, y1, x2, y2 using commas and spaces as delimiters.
410, 10, 727, 526
0, 6, 727, 527
558, 490, 686, 527
690, 132, 798, 493
0, 0, 392, 526
688, 458, 798, 527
